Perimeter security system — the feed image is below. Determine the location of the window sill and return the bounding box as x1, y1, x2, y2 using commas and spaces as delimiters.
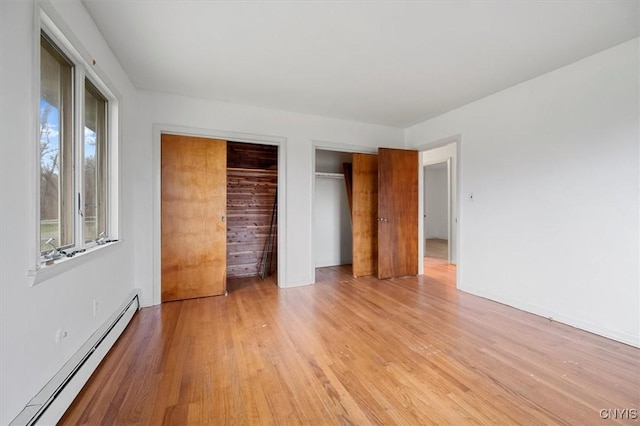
27, 240, 122, 286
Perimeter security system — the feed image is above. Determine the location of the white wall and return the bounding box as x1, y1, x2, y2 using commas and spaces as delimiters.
0, 1, 138, 423
133, 91, 404, 304
316, 149, 353, 174
314, 177, 353, 267
424, 165, 448, 239
406, 39, 640, 347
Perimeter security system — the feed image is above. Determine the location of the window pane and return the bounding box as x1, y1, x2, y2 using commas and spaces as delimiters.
84, 79, 108, 242
40, 35, 73, 253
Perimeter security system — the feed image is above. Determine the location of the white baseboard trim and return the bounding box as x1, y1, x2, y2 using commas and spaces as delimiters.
459, 285, 639, 348
10, 289, 140, 426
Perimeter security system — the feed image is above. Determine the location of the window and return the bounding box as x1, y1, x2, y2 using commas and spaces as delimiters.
40, 34, 74, 253
39, 30, 115, 264
83, 79, 108, 243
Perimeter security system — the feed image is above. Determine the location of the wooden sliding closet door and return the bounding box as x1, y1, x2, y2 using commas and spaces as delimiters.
161, 134, 227, 301
377, 148, 418, 279
352, 153, 379, 277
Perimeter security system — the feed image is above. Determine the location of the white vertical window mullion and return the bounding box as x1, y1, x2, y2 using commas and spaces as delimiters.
75, 67, 85, 249
34, 19, 43, 268
108, 101, 118, 240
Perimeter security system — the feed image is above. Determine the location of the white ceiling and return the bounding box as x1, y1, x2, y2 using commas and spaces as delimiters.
82, 0, 639, 128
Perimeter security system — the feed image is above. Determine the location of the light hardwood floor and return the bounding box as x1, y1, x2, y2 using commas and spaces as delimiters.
61, 264, 639, 425
425, 238, 448, 260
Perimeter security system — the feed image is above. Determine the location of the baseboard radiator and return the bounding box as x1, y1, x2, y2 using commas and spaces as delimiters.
10, 290, 140, 426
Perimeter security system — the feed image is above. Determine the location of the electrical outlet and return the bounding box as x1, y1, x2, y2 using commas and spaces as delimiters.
92, 299, 99, 316
55, 329, 68, 343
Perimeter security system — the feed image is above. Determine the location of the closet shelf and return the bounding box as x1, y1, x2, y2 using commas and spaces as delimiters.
315, 172, 344, 179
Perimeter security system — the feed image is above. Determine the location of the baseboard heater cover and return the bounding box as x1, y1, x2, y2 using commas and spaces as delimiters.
10, 290, 140, 426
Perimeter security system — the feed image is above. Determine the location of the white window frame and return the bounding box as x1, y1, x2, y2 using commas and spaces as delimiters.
28, 4, 120, 285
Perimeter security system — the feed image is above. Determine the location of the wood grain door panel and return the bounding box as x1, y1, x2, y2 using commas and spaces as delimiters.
352, 153, 378, 277
377, 148, 418, 279
161, 134, 227, 301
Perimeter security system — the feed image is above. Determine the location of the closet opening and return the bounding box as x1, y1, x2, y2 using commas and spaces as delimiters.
226, 141, 279, 289
314, 149, 353, 282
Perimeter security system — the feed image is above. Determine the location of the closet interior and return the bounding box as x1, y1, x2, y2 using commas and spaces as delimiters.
226, 142, 278, 280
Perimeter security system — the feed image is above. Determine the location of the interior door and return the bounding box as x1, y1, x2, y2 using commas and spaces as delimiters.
161, 134, 227, 301
377, 148, 419, 279
351, 153, 378, 276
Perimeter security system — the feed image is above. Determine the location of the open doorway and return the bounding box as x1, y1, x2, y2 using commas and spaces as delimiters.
421, 142, 457, 286
424, 161, 449, 261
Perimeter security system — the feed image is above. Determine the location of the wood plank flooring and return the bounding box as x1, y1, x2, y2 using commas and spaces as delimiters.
61, 264, 639, 425
425, 238, 448, 260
